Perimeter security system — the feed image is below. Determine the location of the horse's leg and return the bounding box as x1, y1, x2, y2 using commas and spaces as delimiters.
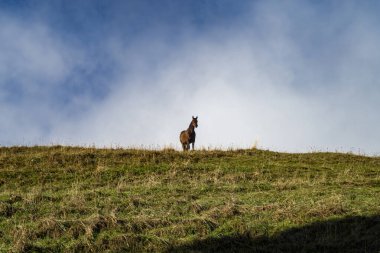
182, 143, 186, 151
187, 143, 190, 151
192, 142, 194, 150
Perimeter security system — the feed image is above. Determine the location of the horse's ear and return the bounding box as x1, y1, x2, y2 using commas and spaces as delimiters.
192, 116, 195, 119
196, 116, 198, 119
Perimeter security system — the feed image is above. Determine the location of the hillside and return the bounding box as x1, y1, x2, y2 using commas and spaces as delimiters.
0, 146, 379, 252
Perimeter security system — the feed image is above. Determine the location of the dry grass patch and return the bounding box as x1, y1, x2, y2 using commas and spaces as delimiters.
0, 146, 379, 252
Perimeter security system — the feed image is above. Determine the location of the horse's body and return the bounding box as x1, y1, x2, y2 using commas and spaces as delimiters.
180, 116, 198, 151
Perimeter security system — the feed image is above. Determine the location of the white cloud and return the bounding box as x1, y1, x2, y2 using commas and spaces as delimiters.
0, 14, 83, 145
0, 17, 76, 91
2, 2, 380, 154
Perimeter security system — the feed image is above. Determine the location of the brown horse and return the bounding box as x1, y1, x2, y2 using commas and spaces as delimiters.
179, 116, 198, 151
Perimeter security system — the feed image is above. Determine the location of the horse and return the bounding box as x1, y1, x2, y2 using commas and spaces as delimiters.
179, 116, 198, 151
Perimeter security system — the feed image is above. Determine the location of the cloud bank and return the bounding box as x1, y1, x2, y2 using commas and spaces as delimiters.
1, 1, 380, 154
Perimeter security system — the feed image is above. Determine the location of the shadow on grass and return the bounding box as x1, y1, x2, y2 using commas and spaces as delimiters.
168, 215, 380, 253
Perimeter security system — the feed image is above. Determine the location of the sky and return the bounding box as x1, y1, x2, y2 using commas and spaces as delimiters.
1, 0, 380, 154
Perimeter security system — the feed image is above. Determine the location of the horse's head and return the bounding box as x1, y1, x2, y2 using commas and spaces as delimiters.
192, 116, 198, 128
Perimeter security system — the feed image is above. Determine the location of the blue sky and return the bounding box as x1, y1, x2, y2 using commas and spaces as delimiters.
1, 0, 380, 153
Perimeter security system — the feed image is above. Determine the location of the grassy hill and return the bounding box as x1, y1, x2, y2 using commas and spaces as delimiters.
0, 146, 379, 252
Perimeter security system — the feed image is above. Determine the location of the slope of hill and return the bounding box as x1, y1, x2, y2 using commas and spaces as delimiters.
0, 146, 379, 252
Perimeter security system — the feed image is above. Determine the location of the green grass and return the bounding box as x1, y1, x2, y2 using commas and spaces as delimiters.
0, 146, 379, 252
